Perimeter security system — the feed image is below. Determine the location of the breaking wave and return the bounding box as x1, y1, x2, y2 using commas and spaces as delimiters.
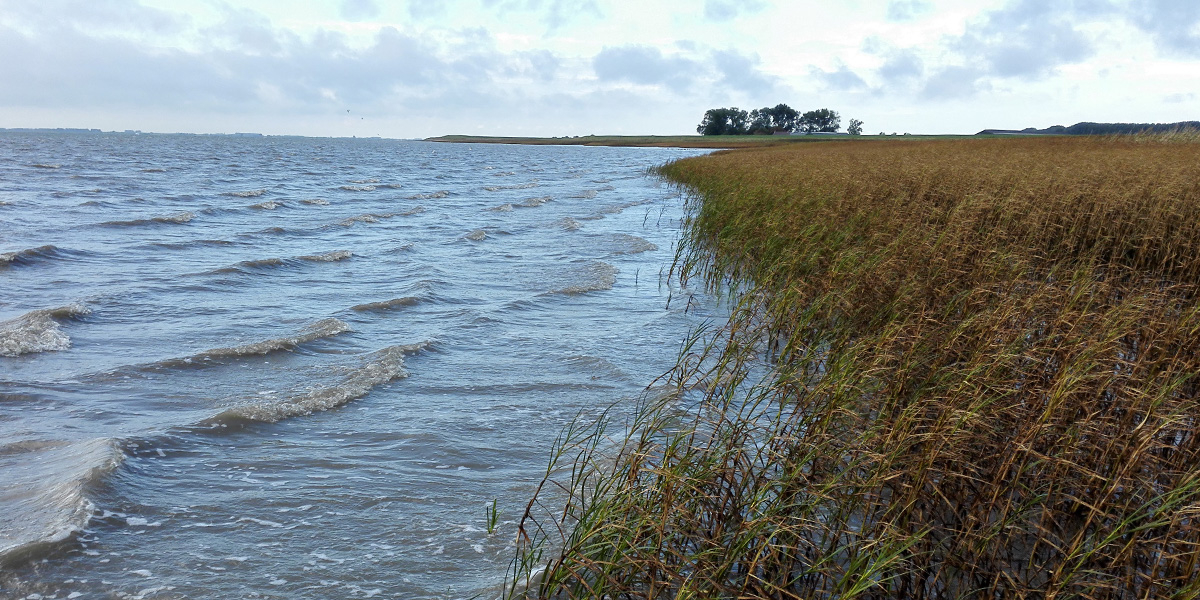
0, 245, 76, 268
205, 251, 351, 274
350, 297, 421, 312
607, 233, 658, 255
222, 189, 267, 198
406, 191, 449, 200
339, 207, 425, 227
0, 304, 91, 357
206, 343, 427, 424
464, 229, 488, 241
162, 318, 352, 366
301, 198, 330, 205
483, 182, 539, 192
339, 185, 376, 192
30, 163, 61, 169
0, 438, 123, 562
99, 212, 194, 227
250, 201, 283, 210
549, 261, 618, 295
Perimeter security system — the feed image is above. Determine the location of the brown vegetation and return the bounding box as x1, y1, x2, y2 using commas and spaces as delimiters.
510, 133, 1200, 599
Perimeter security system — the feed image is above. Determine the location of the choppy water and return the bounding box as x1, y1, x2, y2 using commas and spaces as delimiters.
0, 132, 714, 599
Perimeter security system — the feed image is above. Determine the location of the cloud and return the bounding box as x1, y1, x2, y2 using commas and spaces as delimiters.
953, 0, 1096, 80
810, 65, 869, 91
592, 45, 701, 91
703, 0, 767, 22
1127, 0, 1200, 57
407, 0, 447, 20
712, 49, 778, 95
878, 49, 925, 83
340, 0, 381, 21
920, 66, 987, 100
481, 0, 602, 33
886, 0, 933, 22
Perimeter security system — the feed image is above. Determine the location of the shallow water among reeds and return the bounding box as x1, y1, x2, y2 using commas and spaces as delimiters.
0, 132, 716, 599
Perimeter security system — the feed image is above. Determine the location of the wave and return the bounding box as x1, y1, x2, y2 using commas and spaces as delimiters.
205, 250, 352, 275
350, 178, 380, 184
339, 207, 425, 227
206, 343, 427, 424
222, 189, 267, 198
0, 245, 74, 268
406, 191, 449, 200
140, 168, 167, 173
607, 233, 658, 255
339, 185, 376, 192
250, 201, 283, 210
517, 196, 551, 207
557, 217, 582, 231
30, 163, 61, 169
98, 212, 194, 227
571, 190, 598, 199
350, 296, 421, 312
483, 182, 539, 192
301, 198, 330, 205
0, 304, 90, 357
0, 438, 123, 563
464, 229, 488, 241
488, 203, 514, 212
146, 239, 237, 251
549, 261, 618, 295
156, 318, 352, 368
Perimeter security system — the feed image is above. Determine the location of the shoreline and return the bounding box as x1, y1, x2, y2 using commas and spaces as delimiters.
424, 133, 977, 149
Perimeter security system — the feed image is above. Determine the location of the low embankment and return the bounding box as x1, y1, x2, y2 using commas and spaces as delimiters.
510, 134, 1200, 598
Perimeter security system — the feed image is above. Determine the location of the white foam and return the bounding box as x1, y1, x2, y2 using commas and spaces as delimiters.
0, 303, 90, 357
216, 343, 427, 423
196, 318, 351, 359
464, 229, 488, 241
223, 189, 266, 198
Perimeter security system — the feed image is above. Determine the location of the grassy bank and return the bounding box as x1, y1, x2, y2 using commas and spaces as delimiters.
510, 133, 1200, 598
425, 134, 975, 149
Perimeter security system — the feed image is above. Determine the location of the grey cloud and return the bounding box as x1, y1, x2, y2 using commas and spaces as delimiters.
920, 66, 987, 100
953, 0, 1095, 80
481, 0, 602, 33
878, 49, 924, 83
704, 0, 766, 22
407, 0, 447, 20
340, 0, 381, 21
1129, 0, 1200, 57
811, 65, 869, 91
0, 0, 185, 36
712, 49, 778, 96
592, 45, 701, 91
886, 0, 933, 22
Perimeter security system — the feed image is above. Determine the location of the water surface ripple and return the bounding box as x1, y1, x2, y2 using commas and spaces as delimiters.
0, 133, 714, 599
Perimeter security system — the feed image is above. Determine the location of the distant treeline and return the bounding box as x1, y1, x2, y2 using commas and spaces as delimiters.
979, 121, 1200, 135
698, 104, 863, 136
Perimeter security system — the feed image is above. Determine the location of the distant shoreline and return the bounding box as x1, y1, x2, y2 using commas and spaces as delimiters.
424, 134, 965, 148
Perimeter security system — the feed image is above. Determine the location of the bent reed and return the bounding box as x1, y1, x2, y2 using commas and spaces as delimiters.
509, 134, 1200, 599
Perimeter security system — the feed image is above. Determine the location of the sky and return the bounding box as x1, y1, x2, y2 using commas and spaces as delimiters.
0, 0, 1197, 138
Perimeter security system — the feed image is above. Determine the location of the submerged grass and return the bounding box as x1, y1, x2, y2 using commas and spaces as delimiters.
509, 134, 1200, 598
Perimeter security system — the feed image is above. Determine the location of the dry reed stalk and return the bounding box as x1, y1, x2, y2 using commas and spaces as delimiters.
510, 135, 1200, 599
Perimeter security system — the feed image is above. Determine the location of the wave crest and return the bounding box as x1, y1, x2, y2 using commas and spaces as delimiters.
209, 343, 428, 423
0, 304, 90, 357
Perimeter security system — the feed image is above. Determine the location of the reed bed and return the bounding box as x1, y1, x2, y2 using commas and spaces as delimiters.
509, 134, 1200, 599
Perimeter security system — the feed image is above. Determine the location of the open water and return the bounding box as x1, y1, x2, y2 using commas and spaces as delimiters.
0, 132, 713, 599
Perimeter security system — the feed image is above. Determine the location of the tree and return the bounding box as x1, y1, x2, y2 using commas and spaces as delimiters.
798, 108, 841, 133
697, 107, 750, 135
749, 103, 800, 134
847, 118, 863, 136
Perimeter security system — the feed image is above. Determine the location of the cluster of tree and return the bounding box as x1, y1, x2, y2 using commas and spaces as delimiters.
697, 104, 862, 135
977, 121, 1200, 136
